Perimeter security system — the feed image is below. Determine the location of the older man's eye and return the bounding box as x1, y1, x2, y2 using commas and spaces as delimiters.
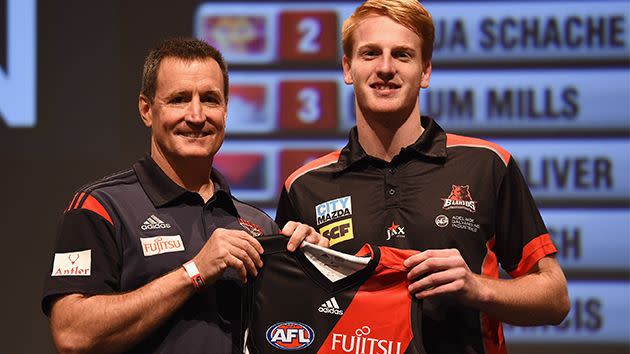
201, 94, 221, 104
169, 96, 186, 104
394, 51, 411, 59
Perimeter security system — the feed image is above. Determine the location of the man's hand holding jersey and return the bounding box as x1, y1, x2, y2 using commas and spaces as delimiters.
402, 248, 569, 326
191, 222, 327, 284
403, 248, 482, 303
281, 220, 329, 251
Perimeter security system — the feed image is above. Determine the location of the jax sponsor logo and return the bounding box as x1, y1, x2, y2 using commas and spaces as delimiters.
441, 185, 477, 213
320, 218, 354, 247
51, 250, 91, 277
140, 236, 185, 256
386, 222, 406, 241
316, 196, 352, 225
266, 321, 314, 350
331, 326, 403, 354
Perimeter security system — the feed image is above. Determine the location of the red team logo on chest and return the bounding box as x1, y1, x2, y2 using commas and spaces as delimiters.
239, 218, 264, 237
442, 185, 477, 212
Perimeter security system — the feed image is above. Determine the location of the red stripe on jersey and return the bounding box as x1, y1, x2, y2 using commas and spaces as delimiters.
481, 237, 507, 354
508, 233, 556, 278
319, 246, 418, 353
68, 192, 113, 225
446, 134, 511, 166
66, 193, 80, 211
284, 150, 341, 192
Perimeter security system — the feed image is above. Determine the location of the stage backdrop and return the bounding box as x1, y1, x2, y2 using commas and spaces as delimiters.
0, 0, 628, 353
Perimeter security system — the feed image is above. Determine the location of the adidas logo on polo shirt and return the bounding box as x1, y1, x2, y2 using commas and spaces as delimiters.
141, 215, 171, 230
318, 296, 344, 315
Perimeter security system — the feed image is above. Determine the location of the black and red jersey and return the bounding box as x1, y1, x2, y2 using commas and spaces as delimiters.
276, 117, 557, 354
244, 235, 426, 354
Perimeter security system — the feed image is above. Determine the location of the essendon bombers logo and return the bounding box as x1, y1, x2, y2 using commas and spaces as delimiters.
442, 185, 477, 212
266, 322, 315, 350
239, 218, 264, 237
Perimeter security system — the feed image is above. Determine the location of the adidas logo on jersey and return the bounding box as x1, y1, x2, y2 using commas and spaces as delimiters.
141, 215, 171, 230
318, 297, 344, 315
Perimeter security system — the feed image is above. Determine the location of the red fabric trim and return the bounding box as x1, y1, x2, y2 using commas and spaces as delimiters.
72, 193, 113, 225
355, 243, 374, 258
508, 233, 557, 278
481, 237, 507, 354
319, 247, 418, 353
481, 237, 499, 280
66, 193, 79, 211
284, 150, 341, 192
481, 313, 507, 354
446, 134, 511, 166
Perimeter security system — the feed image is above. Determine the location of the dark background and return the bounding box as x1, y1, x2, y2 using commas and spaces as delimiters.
0, 1, 628, 353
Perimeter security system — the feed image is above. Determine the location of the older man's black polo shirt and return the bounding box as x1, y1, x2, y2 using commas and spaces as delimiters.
276, 116, 557, 354
42, 156, 278, 353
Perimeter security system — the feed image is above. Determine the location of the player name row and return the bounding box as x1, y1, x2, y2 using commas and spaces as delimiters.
504, 281, 629, 343
195, 1, 628, 64
224, 69, 629, 135
217, 139, 629, 203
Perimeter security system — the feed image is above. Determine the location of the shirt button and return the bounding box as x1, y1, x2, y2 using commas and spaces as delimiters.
388, 168, 396, 174
388, 188, 396, 196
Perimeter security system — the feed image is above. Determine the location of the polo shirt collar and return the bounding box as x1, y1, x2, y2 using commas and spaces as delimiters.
338, 116, 447, 171
133, 155, 233, 208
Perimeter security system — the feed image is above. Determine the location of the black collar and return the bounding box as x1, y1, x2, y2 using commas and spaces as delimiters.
133, 155, 234, 208
336, 116, 447, 171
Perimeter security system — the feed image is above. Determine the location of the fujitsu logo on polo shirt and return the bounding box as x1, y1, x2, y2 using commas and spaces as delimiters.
141, 214, 171, 230
316, 196, 352, 225
51, 250, 91, 276
140, 236, 185, 256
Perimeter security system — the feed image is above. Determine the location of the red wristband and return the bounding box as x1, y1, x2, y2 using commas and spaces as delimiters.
183, 260, 205, 291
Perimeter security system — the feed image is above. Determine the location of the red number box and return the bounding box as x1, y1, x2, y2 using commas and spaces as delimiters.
278, 11, 338, 62
279, 81, 338, 132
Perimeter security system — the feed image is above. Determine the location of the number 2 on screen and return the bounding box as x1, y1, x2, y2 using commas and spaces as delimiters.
298, 18, 321, 54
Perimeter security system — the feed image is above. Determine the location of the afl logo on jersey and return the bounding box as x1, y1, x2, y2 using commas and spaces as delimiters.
266, 321, 315, 350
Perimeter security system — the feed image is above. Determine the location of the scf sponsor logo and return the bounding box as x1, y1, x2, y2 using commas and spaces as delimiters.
320, 218, 354, 247
266, 321, 314, 350
140, 236, 185, 256
331, 326, 403, 354
316, 196, 352, 225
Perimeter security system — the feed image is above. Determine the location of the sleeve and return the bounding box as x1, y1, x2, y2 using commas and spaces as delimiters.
274, 186, 303, 229
41, 198, 121, 315
493, 158, 557, 278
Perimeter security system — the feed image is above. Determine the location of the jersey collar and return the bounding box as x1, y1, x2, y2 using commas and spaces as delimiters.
337, 116, 447, 172
133, 155, 234, 208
